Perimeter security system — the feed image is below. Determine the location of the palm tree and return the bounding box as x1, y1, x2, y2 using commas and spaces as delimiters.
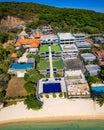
97, 94, 104, 107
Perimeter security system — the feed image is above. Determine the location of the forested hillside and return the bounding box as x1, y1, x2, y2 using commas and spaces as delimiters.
0, 2, 104, 33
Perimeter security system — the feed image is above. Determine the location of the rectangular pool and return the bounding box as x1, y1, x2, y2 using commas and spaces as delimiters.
43, 83, 61, 93
10, 63, 33, 70
92, 86, 104, 95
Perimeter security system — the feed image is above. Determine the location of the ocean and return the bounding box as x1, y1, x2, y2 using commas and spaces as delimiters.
0, 120, 104, 130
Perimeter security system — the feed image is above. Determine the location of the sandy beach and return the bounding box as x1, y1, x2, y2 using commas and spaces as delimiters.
0, 98, 104, 124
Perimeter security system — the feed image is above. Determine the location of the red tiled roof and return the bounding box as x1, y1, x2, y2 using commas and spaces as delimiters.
11, 53, 18, 58
15, 39, 40, 47
34, 33, 42, 39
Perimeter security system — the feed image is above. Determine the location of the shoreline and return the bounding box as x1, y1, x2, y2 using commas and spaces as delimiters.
0, 98, 104, 125
0, 115, 104, 125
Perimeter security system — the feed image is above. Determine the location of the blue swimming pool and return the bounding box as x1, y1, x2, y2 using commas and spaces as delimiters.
92, 86, 104, 95
43, 83, 61, 93
10, 63, 33, 70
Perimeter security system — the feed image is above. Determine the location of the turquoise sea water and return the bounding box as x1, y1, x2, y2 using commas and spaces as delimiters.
0, 120, 104, 130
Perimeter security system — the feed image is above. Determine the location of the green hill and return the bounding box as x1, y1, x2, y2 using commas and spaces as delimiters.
0, 2, 104, 33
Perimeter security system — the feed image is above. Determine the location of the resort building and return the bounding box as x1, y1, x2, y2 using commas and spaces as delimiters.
15, 39, 40, 50
65, 70, 90, 98
93, 50, 104, 66
39, 45, 62, 59
64, 58, 85, 73
62, 44, 78, 59
81, 53, 96, 62
57, 33, 75, 45
40, 34, 58, 45
75, 42, 91, 50
73, 34, 85, 43
37, 78, 67, 96
85, 64, 101, 76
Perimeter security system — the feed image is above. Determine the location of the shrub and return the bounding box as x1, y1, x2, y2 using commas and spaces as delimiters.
4, 100, 17, 107
40, 94, 43, 98
53, 93, 56, 98
59, 92, 63, 98
64, 92, 67, 98
45, 94, 49, 98
24, 95, 42, 110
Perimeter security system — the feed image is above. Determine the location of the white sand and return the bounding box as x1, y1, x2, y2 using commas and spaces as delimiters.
0, 98, 104, 124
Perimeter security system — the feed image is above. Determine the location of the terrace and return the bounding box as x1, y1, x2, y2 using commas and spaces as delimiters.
64, 58, 85, 73
39, 45, 49, 53
53, 59, 64, 70
39, 59, 50, 70
65, 70, 90, 98
51, 45, 62, 52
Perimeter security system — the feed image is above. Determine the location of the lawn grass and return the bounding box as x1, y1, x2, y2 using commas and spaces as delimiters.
39, 45, 49, 53
6, 76, 28, 98
39, 59, 50, 70
51, 45, 61, 52
53, 59, 64, 69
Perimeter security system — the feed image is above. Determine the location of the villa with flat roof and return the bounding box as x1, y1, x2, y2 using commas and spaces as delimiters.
40, 34, 58, 45
85, 64, 101, 76
57, 33, 75, 45
81, 53, 96, 62
65, 70, 90, 98
62, 44, 78, 59
73, 34, 85, 43
39, 45, 62, 59
37, 78, 67, 96
75, 42, 91, 50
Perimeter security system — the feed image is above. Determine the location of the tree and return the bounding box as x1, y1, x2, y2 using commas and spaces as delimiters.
100, 70, 104, 80
24, 82, 36, 94
97, 94, 104, 107
0, 91, 5, 102
24, 95, 42, 110
24, 69, 43, 83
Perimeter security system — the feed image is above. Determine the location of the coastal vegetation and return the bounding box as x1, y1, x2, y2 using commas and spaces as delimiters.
97, 94, 104, 107
24, 95, 42, 110
0, 2, 104, 33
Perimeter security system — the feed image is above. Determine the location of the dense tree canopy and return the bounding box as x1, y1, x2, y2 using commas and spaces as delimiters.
0, 2, 104, 33
24, 82, 36, 94
24, 95, 42, 110
97, 94, 104, 107
24, 69, 43, 83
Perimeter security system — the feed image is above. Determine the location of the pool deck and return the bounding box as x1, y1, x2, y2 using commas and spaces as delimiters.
92, 83, 104, 87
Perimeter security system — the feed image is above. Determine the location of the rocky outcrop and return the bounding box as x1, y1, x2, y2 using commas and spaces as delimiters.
0, 16, 25, 32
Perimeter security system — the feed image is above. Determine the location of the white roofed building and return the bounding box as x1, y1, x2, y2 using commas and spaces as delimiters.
73, 34, 85, 43
57, 33, 75, 45
40, 34, 58, 45
62, 44, 78, 59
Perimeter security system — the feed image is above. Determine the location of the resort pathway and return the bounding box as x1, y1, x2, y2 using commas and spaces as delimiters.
49, 46, 54, 78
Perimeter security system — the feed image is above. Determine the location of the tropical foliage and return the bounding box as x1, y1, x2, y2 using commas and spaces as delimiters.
24, 95, 42, 110
23, 82, 35, 94
24, 69, 43, 83
97, 94, 104, 107
0, 2, 104, 33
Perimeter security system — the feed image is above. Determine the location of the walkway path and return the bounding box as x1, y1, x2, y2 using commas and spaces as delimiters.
48, 46, 54, 78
